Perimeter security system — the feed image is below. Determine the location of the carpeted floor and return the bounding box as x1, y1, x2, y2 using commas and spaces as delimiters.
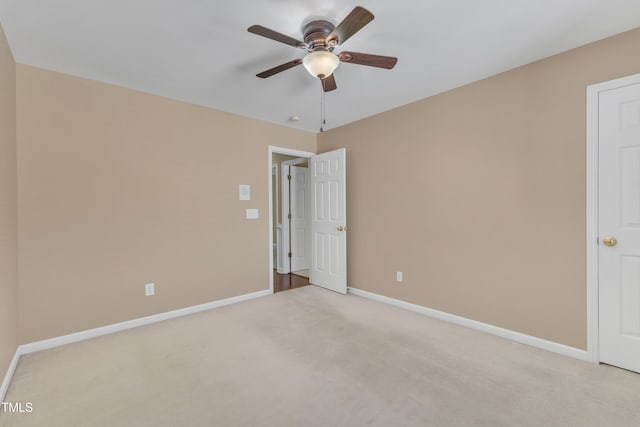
2, 286, 640, 427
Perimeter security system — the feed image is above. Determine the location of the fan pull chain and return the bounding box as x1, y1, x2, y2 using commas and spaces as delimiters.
319, 84, 326, 133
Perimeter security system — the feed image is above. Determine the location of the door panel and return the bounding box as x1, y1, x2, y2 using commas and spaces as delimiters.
310, 148, 347, 294
315, 233, 325, 271
621, 148, 640, 226
599, 82, 640, 373
621, 256, 640, 337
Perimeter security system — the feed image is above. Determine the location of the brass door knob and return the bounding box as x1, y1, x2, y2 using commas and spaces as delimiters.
337, 226, 346, 232
603, 236, 618, 247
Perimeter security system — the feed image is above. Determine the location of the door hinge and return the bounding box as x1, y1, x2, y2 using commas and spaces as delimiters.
287, 175, 292, 181
288, 252, 292, 258
288, 213, 292, 219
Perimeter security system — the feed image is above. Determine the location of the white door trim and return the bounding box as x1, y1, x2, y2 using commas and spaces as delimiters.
272, 163, 278, 270
268, 146, 315, 293
586, 72, 640, 364
282, 157, 309, 167
276, 224, 285, 273
280, 164, 291, 274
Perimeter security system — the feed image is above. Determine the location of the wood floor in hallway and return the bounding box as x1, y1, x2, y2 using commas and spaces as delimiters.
273, 270, 309, 293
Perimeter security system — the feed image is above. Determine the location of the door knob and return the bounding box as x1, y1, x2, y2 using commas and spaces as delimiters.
602, 236, 618, 247
337, 226, 346, 232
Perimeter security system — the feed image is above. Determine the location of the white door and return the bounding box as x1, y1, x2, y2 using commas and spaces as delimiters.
599, 81, 640, 373
290, 165, 311, 272
310, 148, 347, 294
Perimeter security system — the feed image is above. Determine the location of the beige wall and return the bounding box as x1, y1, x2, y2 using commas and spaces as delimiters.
318, 27, 640, 350
16, 65, 315, 343
0, 23, 18, 376
9, 25, 640, 350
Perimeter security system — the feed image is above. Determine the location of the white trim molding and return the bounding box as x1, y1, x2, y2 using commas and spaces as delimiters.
276, 224, 286, 274
348, 287, 589, 362
585, 72, 640, 365
19, 290, 271, 355
280, 164, 291, 274
0, 349, 20, 403
0, 289, 271, 402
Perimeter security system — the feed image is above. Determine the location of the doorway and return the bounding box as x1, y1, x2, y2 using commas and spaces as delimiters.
270, 148, 314, 293
268, 146, 348, 295
587, 72, 640, 373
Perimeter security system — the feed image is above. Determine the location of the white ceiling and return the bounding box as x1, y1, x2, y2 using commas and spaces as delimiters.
1, 0, 640, 133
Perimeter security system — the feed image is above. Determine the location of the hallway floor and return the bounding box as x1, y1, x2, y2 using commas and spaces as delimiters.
273, 271, 309, 293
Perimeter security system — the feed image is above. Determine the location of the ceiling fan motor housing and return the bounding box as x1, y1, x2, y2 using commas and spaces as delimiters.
303, 20, 336, 52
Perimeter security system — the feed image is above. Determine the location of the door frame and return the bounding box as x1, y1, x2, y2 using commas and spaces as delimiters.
268, 146, 315, 293
272, 163, 278, 269
586, 72, 640, 365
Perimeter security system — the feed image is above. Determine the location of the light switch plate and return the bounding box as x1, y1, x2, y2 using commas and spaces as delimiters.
246, 208, 259, 219
239, 184, 250, 201
145, 283, 155, 296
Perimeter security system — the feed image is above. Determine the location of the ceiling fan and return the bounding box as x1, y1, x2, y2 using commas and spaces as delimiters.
247, 6, 398, 92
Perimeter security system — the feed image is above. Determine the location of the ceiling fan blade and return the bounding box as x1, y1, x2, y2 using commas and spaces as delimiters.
321, 74, 337, 92
256, 59, 303, 78
326, 6, 374, 46
247, 25, 306, 48
338, 51, 398, 69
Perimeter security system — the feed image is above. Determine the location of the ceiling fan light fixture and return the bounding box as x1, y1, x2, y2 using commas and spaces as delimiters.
302, 50, 340, 79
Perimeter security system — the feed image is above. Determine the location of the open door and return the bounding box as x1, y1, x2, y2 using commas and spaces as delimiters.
310, 148, 347, 294
598, 80, 640, 373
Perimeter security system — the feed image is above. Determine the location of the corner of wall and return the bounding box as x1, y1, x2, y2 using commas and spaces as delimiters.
0, 20, 19, 400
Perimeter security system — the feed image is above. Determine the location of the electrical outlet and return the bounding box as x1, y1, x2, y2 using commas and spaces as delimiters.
396, 272, 403, 283
145, 283, 155, 296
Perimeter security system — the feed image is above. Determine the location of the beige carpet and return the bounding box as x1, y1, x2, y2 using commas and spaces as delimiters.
2, 286, 640, 427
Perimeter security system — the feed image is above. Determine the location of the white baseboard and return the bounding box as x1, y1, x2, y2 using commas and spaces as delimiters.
347, 287, 589, 362
0, 349, 20, 403
20, 289, 271, 355
0, 289, 271, 401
